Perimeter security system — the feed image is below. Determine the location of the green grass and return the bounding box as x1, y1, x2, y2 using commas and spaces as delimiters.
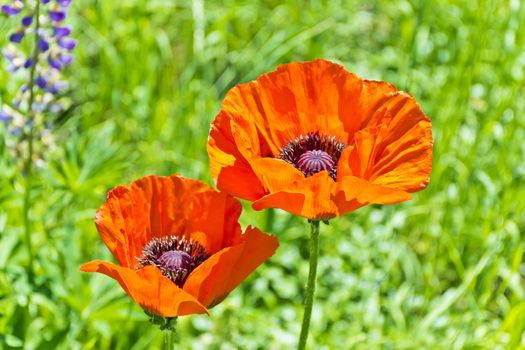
1, 0, 525, 349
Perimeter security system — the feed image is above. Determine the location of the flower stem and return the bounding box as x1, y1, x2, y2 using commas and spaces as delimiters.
23, 0, 41, 286
297, 219, 320, 350
163, 330, 176, 350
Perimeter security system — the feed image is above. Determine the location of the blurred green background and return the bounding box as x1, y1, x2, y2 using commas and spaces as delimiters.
1, 0, 525, 349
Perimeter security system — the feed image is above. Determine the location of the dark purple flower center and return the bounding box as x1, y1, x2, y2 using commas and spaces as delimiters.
279, 132, 347, 180
297, 150, 335, 175
136, 236, 209, 288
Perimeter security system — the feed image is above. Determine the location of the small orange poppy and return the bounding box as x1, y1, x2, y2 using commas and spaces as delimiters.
80, 175, 279, 317
208, 59, 433, 220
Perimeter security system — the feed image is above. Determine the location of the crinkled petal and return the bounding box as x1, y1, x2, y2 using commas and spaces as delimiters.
340, 91, 432, 191
252, 171, 338, 220
220, 59, 363, 157
187, 191, 244, 254
208, 111, 266, 200
183, 227, 278, 308
335, 175, 412, 206
80, 261, 208, 317
95, 175, 243, 267
250, 158, 304, 193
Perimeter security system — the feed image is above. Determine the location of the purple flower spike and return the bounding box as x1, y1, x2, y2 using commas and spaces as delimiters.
59, 53, 73, 65
48, 56, 62, 70
49, 10, 66, 22
38, 37, 50, 52
22, 15, 33, 27
24, 58, 34, 68
53, 26, 71, 39
35, 76, 47, 89
2, 5, 22, 16
58, 38, 76, 50
42, 0, 51, 3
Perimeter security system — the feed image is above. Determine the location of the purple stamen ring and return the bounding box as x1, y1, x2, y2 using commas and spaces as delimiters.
136, 235, 209, 288
279, 132, 347, 180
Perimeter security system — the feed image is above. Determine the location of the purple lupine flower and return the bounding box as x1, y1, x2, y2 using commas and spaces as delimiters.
2, 5, 21, 16
0, 110, 13, 123
21, 15, 33, 26
1, 0, 76, 168
35, 76, 47, 89
53, 26, 71, 39
48, 10, 65, 22
46, 81, 67, 94
7, 64, 20, 72
9, 126, 22, 136
31, 100, 47, 113
57, 0, 72, 7
2, 47, 16, 61
9, 31, 24, 43
37, 37, 50, 52
48, 56, 62, 70
24, 58, 34, 68
58, 38, 76, 50
59, 53, 73, 65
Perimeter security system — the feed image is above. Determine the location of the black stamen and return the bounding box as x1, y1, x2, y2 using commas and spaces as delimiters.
279, 132, 347, 180
136, 236, 209, 287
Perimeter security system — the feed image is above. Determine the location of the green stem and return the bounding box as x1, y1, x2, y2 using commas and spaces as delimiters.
264, 208, 275, 233
23, 0, 41, 286
297, 220, 320, 350
163, 330, 175, 350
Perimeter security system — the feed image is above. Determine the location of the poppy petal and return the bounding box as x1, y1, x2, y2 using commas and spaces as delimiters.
220, 59, 362, 157
208, 111, 266, 200
341, 91, 432, 191
355, 80, 398, 134
336, 176, 412, 205
95, 176, 192, 267
250, 158, 304, 193
80, 261, 208, 317
183, 227, 279, 308
252, 171, 338, 220
186, 191, 244, 254
95, 175, 225, 268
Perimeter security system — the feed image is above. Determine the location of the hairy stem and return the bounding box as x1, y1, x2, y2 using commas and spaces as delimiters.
23, 0, 41, 285
297, 220, 320, 350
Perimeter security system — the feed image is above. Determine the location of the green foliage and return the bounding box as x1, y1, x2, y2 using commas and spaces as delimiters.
1, 0, 524, 349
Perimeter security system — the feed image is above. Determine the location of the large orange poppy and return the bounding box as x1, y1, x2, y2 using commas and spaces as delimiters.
80, 175, 279, 317
208, 59, 433, 220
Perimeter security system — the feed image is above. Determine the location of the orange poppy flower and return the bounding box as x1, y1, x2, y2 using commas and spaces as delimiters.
80, 175, 279, 317
208, 59, 433, 220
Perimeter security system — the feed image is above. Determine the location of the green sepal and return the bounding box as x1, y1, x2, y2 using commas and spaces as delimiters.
145, 311, 178, 331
